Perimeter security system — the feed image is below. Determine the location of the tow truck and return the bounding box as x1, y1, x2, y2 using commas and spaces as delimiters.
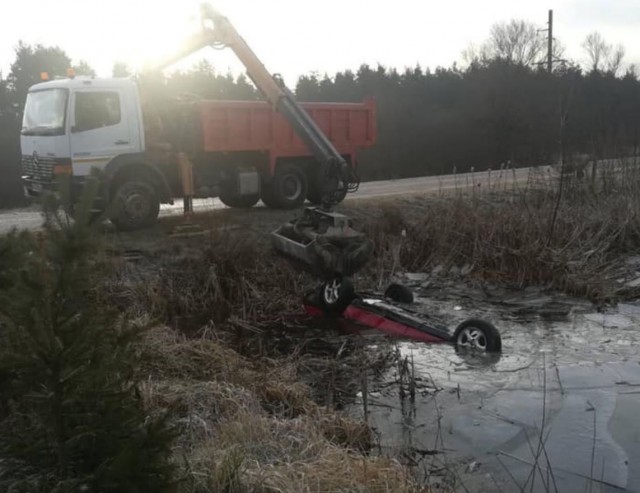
20, 4, 374, 280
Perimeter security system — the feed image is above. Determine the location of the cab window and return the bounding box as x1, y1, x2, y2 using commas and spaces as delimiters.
21, 89, 68, 136
73, 91, 121, 132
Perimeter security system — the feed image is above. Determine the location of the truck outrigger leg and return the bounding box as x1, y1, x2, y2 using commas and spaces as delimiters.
176, 153, 194, 216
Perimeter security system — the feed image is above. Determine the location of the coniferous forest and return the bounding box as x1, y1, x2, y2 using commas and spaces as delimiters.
1, 22, 639, 208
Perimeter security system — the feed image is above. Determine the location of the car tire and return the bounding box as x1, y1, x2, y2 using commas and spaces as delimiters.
384, 283, 414, 303
453, 319, 502, 353
319, 276, 355, 314
110, 180, 160, 231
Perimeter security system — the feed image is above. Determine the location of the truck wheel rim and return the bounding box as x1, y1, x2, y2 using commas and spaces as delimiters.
282, 174, 302, 201
124, 191, 150, 220
323, 278, 341, 304
456, 327, 487, 351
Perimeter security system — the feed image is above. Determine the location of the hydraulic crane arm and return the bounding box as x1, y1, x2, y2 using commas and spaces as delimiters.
146, 16, 283, 106
147, 4, 358, 208
200, 5, 359, 207
147, 4, 372, 279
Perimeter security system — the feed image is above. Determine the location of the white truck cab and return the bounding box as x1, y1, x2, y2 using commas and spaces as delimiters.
21, 77, 145, 186
20, 77, 179, 230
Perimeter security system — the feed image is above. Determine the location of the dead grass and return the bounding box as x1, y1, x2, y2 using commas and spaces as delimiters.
134, 326, 414, 493
186, 428, 415, 493
106, 163, 640, 492
103, 227, 306, 332
138, 327, 309, 411
179, 412, 409, 493
109, 214, 386, 491
137, 326, 251, 380
356, 160, 640, 302
246, 447, 416, 493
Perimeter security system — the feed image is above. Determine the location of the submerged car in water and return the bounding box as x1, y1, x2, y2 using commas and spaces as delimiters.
304, 279, 502, 353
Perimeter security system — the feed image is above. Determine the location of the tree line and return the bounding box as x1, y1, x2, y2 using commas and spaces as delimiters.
1, 22, 639, 208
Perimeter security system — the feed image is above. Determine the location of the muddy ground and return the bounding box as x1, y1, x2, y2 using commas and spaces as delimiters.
0, 174, 600, 492
87, 190, 640, 493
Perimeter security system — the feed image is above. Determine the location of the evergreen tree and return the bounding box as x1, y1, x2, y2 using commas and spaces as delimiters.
0, 179, 176, 492
2, 30, 640, 209
0, 73, 22, 209
9, 42, 72, 108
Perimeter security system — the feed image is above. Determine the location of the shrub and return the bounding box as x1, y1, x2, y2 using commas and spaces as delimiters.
0, 179, 176, 492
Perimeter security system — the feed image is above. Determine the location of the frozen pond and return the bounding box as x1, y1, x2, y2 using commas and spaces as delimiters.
349, 284, 640, 492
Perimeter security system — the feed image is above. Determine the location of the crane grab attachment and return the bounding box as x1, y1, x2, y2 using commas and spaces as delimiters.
271, 207, 373, 279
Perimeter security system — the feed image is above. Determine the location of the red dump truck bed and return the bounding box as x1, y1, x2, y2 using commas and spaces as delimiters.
198, 99, 376, 172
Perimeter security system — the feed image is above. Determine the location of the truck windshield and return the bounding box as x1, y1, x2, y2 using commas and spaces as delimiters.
21, 89, 68, 136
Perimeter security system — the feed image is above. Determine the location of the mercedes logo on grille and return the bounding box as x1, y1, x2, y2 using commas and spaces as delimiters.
32, 151, 40, 172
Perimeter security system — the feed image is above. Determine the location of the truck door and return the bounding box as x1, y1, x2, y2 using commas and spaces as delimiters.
69, 88, 134, 176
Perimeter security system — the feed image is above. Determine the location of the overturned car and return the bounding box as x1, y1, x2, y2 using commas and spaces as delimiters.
304, 279, 502, 354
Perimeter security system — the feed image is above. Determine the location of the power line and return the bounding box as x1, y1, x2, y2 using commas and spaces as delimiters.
537, 10, 555, 73
547, 9, 553, 73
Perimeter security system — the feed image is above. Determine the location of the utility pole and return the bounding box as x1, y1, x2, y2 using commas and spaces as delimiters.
547, 9, 553, 73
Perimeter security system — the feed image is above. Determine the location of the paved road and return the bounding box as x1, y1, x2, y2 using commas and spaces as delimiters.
355, 165, 544, 198
0, 166, 550, 234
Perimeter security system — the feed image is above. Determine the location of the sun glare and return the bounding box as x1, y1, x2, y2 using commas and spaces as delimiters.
111, 1, 201, 73
108, 1, 265, 77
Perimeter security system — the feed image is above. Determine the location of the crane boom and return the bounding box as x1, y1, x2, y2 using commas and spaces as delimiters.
147, 4, 358, 207
201, 5, 359, 207
147, 4, 372, 279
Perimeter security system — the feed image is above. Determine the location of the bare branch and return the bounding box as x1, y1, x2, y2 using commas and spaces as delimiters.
487, 20, 546, 66
607, 44, 626, 76
582, 31, 625, 75
462, 42, 491, 66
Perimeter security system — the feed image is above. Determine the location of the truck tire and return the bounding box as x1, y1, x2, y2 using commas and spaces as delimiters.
219, 190, 260, 208
262, 164, 308, 209
260, 185, 280, 208
111, 180, 160, 231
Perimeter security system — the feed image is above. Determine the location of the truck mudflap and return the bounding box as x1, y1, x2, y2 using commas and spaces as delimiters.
271, 207, 373, 279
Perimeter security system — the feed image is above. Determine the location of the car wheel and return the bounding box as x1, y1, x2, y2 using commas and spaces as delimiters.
320, 276, 355, 314
384, 283, 414, 303
453, 319, 502, 353
111, 180, 160, 231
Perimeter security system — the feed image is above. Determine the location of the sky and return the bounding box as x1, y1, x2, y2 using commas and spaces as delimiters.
1, 0, 639, 85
